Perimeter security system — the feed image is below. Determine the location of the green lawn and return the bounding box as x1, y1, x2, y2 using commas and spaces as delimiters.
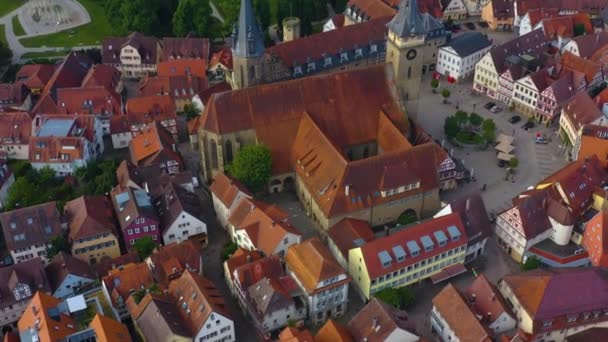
20, 0, 111, 48
21, 51, 67, 59
0, 0, 23, 18
12, 15, 25, 36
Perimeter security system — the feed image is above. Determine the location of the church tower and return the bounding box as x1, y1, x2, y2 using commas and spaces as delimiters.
386, 0, 428, 101
230, 0, 265, 90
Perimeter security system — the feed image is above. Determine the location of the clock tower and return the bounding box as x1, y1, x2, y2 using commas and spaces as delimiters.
386, 0, 428, 101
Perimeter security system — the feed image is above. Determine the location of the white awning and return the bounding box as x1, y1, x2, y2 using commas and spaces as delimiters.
495, 142, 515, 154
497, 152, 515, 161
497, 133, 514, 145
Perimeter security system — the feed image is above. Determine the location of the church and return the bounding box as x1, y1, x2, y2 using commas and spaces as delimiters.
198, 0, 449, 229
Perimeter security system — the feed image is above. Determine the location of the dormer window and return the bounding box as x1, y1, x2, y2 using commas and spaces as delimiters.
355, 48, 363, 58
13, 283, 32, 301
307, 62, 316, 72
324, 57, 332, 67
10, 222, 16, 229
370, 44, 378, 53
293, 66, 303, 76
27, 218, 33, 225
340, 52, 348, 63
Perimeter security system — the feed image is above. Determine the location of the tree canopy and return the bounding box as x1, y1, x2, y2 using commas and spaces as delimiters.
46, 235, 70, 260
172, 0, 220, 38
5, 164, 76, 211
75, 159, 119, 196
0, 41, 13, 69
226, 144, 272, 193
374, 287, 415, 310
134, 236, 157, 260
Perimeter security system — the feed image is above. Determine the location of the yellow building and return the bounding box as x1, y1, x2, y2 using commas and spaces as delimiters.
349, 212, 468, 301
64, 196, 121, 265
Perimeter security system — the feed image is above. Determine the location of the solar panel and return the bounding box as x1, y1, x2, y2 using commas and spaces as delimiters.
378, 250, 392, 267
406, 240, 420, 255
392, 245, 406, 261
434, 230, 448, 245
447, 225, 462, 240
420, 235, 434, 249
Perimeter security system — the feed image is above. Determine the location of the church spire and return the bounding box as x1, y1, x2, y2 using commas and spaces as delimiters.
233, 0, 265, 58
387, 0, 428, 38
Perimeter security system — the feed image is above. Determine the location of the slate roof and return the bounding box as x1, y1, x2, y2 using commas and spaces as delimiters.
0, 201, 61, 251
64, 195, 117, 242
232, 0, 265, 58
347, 298, 418, 341
285, 237, 349, 294
388, 0, 443, 37
444, 32, 492, 57
45, 252, 95, 292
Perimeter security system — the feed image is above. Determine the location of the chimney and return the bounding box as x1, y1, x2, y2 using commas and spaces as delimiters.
246, 255, 252, 263
470, 293, 477, 304
487, 312, 492, 321
345, 184, 350, 196
466, 198, 471, 211
372, 316, 378, 329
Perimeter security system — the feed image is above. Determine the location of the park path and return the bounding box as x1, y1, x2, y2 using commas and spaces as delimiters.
0, 2, 98, 64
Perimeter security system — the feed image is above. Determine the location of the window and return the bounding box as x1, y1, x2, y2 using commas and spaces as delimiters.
283, 238, 289, 245
151, 225, 156, 230
127, 229, 133, 235
307, 62, 316, 72
340, 52, 348, 62
143, 226, 149, 232
294, 66, 303, 76
134, 228, 140, 234
543, 320, 552, 328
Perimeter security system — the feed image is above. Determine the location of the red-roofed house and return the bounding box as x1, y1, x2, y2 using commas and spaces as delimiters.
101, 262, 155, 319
0, 112, 32, 160
210, 171, 252, 229
583, 210, 608, 267
128, 121, 183, 174
0, 83, 32, 111
146, 240, 203, 286
81, 64, 123, 94
327, 218, 375, 269
15, 64, 55, 94
139, 74, 208, 112
349, 212, 469, 300
559, 92, 606, 154
209, 48, 232, 81
228, 197, 302, 257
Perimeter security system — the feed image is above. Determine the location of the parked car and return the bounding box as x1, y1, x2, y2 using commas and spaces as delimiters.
509, 115, 521, 124
484, 102, 496, 109
465, 22, 476, 30
536, 137, 548, 144
490, 105, 503, 113
498, 159, 508, 167
478, 21, 489, 28
522, 121, 534, 130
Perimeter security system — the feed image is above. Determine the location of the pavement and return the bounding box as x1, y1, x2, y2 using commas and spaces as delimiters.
0, 1, 98, 63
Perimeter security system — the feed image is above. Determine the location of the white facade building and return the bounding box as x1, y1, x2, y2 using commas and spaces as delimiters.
436, 32, 492, 81
162, 211, 206, 245
210, 172, 252, 229
194, 312, 235, 342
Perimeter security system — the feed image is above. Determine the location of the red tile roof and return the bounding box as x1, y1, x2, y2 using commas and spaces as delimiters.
315, 319, 352, 342
577, 135, 608, 167
583, 210, 608, 267
64, 195, 117, 241
266, 17, 389, 66
148, 240, 203, 286
327, 218, 375, 261
0, 111, 32, 145
102, 262, 155, 307
465, 275, 514, 325
279, 327, 315, 342
228, 197, 301, 256
234, 255, 284, 290
94, 252, 140, 278
563, 91, 603, 131
161, 37, 210, 61
81, 64, 122, 93
139, 75, 208, 100
346, 0, 396, 20
528, 8, 560, 27
17, 291, 78, 342
157, 59, 208, 78
209, 47, 232, 69
285, 237, 349, 294
209, 171, 252, 208
0, 201, 61, 251
16, 64, 55, 90
347, 297, 419, 341
359, 213, 468, 279
561, 51, 601, 83
224, 247, 263, 281
126, 94, 176, 117
55, 86, 122, 115
29, 136, 86, 163
128, 121, 182, 168
0, 83, 27, 106
102, 32, 160, 65
89, 313, 131, 342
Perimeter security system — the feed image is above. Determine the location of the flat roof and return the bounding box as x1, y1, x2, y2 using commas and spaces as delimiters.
36, 118, 75, 137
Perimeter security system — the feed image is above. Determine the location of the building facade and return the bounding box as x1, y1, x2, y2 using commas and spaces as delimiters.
436, 32, 493, 81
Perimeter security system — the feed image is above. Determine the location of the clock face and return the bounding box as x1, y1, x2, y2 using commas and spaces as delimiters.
406, 49, 417, 60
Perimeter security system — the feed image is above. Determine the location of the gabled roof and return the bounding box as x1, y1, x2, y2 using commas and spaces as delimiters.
503, 190, 552, 239
327, 218, 375, 261
17, 291, 78, 342
125, 94, 177, 118
102, 262, 155, 307
102, 32, 160, 64
562, 51, 601, 83
81, 64, 121, 92
347, 0, 396, 20
153, 181, 203, 233
55, 86, 122, 115
247, 277, 294, 318
279, 327, 315, 342
465, 275, 514, 325
148, 240, 203, 286
128, 121, 181, 167
285, 237, 348, 294
571, 32, 608, 58
45, 252, 95, 291
502, 268, 608, 322
432, 283, 492, 342
64, 195, 117, 242
0, 111, 32, 144
444, 32, 493, 57
139, 75, 208, 100
89, 313, 131, 342
225, 247, 263, 281
94, 251, 139, 278
0, 83, 27, 105
209, 47, 232, 69
167, 270, 232, 334
110, 184, 158, 231
134, 294, 191, 342
29, 136, 87, 163
234, 255, 284, 290
229, 197, 301, 255
161, 36, 210, 61
563, 91, 604, 131
315, 319, 352, 342
16, 64, 55, 90
0, 201, 61, 251
444, 192, 491, 244
358, 212, 468, 279
348, 298, 418, 341
157, 59, 208, 78
0, 258, 51, 310
488, 29, 549, 75
210, 171, 252, 207
265, 16, 389, 67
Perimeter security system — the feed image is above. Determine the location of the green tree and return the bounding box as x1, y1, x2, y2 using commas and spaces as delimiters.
521, 256, 541, 271
574, 23, 586, 36
76, 159, 118, 195
374, 287, 415, 309
509, 157, 519, 169
134, 237, 157, 260
454, 110, 469, 126
469, 112, 483, 126
0, 42, 12, 68
9, 161, 32, 178
106, 0, 162, 36
444, 116, 460, 138
172, 0, 219, 38
226, 144, 272, 193
481, 119, 496, 143
221, 242, 238, 261
46, 235, 70, 260
181, 104, 200, 120
431, 79, 439, 89
6, 177, 39, 210
441, 88, 451, 103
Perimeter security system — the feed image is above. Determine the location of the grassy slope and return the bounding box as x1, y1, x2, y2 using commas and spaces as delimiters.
12, 15, 25, 36
20, 0, 111, 48
0, 0, 23, 18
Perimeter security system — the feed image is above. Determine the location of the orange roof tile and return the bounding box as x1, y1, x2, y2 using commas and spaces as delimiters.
432, 284, 492, 342
225, 247, 263, 281
157, 59, 207, 78
209, 47, 232, 69
465, 275, 514, 324
285, 237, 349, 294
102, 263, 155, 307
583, 210, 608, 267
346, 0, 396, 21
315, 319, 353, 342
17, 292, 78, 342
210, 171, 252, 207
577, 135, 608, 167
279, 327, 315, 342
148, 240, 203, 285
561, 51, 601, 83
562, 92, 603, 131
89, 313, 131, 342
128, 121, 181, 166
64, 195, 117, 241
327, 218, 375, 261
126, 94, 176, 117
